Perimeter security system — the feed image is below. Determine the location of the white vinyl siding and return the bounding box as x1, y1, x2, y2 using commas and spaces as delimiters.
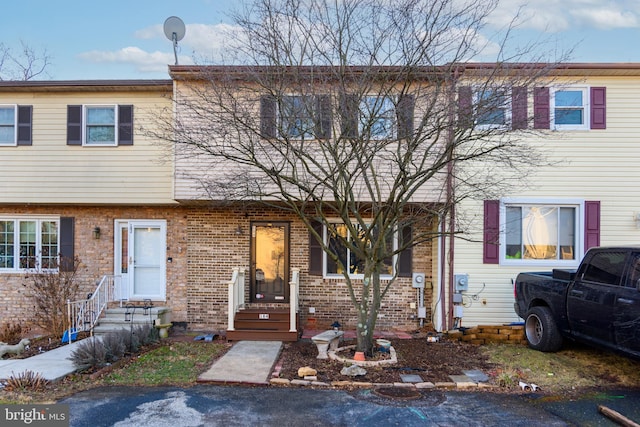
451, 75, 640, 327
0, 89, 175, 205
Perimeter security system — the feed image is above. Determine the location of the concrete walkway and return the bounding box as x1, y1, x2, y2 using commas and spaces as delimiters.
0, 338, 88, 381
198, 340, 282, 385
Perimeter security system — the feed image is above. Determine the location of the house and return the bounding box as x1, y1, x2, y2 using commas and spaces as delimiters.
0, 80, 190, 330
449, 63, 640, 330
3, 63, 636, 339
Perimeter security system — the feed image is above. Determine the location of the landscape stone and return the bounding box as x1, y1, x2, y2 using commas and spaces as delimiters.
297, 366, 317, 377
341, 364, 367, 377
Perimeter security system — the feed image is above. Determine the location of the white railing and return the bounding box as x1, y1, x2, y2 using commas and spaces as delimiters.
66, 275, 121, 344
227, 267, 246, 331
289, 268, 300, 332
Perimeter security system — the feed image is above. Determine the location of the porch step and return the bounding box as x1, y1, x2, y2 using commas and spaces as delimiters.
228, 308, 299, 342
93, 306, 171, 336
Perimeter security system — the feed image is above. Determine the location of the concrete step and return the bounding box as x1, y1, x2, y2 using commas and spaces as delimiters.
93, 306, 171, 336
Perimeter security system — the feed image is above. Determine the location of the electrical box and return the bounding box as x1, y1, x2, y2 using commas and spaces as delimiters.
417, 306, 427, 319
412, 272, 425, 289
453, 305, 464, 318
454, 274, 469, 292
452, 293, 463, 304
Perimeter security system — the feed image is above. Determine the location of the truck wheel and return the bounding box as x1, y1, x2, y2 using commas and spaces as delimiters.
525, 306, 563, 352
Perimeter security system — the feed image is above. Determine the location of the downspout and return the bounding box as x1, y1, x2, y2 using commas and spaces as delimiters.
444, 66, 461, 331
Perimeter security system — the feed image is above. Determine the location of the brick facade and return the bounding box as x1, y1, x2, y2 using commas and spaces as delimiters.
1, 204, 435, 334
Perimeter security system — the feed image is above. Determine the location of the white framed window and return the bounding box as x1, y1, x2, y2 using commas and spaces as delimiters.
0, 105, 17, 146
551, 87, 589, 130
501, 199, 582, 266
359, 96, 396, 139
323, 222, 396, 278
475, 88, 510, 129
84, 105, 117, 146
279, 95, 315, 139
0, 217, 59, 271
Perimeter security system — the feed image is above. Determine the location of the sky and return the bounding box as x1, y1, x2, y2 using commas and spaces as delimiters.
1, 0, 640, 81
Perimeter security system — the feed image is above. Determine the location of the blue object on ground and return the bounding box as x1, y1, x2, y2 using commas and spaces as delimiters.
62, 328, 78, 343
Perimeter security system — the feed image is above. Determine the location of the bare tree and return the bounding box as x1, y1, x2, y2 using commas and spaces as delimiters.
156, 0, 567, 353
0, 41, 52, 81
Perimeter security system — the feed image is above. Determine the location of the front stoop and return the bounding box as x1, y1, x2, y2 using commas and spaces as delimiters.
227, 308, 299, 342
92, 306, 171, 336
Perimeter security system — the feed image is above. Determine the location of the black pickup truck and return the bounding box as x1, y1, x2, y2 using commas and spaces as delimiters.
514, 246, 640, 358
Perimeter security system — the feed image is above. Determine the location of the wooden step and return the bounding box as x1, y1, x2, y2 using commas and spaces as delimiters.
226, 329, 299, 342
234, 319, 290, 330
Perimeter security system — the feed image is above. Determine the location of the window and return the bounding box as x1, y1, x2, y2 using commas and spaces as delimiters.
534, 86, 606, 130
280, 96, 315, 139
475, 89, 510, 129
324, 222, 395, 277
581, 251, 627, 286
0, 105, 16, 145
360, 96, 396, 139
67, 104, 133, 146
0, 218, 59, 271
85, 106, 116, 145
551, 87, 588, 130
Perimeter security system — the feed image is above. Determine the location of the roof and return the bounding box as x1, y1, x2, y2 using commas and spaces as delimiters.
0, 80, 173, 93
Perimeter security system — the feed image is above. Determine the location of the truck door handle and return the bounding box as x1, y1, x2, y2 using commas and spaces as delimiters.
617, 298, 634, 305
569, 290, 584, 297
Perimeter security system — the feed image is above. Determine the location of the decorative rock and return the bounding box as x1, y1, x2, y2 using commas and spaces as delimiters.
270, 378, 290, 385
415, 382, 436, 389
341, 364, 367, 377
291, 379, 311, 386
297, 366, 317, 377
303, 376, 318, 381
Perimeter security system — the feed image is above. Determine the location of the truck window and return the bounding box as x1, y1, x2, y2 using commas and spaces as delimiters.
627, 254, 640, 289
581, 251, 626, 286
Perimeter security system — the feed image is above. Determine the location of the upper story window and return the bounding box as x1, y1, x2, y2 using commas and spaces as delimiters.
359, 96, 396, 139
0, 105, 32, 146
67, 104, 133, 146
0, 217, 59, 271
0, 106, 17, 146
534, 86, 606, 130
85, 105, 116, 145
324, 222, 395, 278
551, 87, 588, 130
279, 95, 315, 139
475, 89, 511, 129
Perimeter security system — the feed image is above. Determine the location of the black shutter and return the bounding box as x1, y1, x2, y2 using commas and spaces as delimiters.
398, 225, 413, 277
397, 95, 414, 139
309, 220, 323, 276
340, 93, 358, 138
260, 95, 277, 138
316, 95, 332, 139
17, 105, 32, 146
533, 87, 550, 129
118, 105, 134, 146
67, 105, 82, 146
60, 217, 75, 272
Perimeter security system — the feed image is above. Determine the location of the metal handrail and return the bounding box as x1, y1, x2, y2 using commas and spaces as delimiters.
66, 275, 121, 344
289, 268, 300, 332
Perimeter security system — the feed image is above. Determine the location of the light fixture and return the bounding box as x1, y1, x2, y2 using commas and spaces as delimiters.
235, 225, 244, 236
93, 227, 101, 239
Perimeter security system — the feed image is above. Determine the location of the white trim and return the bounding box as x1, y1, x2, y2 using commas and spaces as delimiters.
550, 86, 590, 131
499, 198, 583, 268
473, 88, 511, 130
0, 104, 18, 146
82, 104, 118, 146
0, 216, 60, 272
321, 220, 397, 280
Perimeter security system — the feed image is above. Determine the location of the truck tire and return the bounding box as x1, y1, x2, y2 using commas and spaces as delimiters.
525, 306, 563, 352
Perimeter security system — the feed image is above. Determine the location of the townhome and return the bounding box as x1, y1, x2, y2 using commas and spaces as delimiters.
450, 64, 639, 330
0, 80, 189, 329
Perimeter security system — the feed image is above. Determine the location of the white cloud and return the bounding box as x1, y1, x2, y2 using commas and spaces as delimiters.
78, 46, 191, 74
488, 0, 640, 32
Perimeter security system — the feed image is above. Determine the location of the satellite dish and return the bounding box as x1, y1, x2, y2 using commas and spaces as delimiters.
164, 16, 186, 65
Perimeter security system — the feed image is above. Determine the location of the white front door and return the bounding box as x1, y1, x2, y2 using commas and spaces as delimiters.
115, 220, 166, 301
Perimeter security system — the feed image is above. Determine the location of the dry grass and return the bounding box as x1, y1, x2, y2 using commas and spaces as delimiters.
482, 341, 640, 393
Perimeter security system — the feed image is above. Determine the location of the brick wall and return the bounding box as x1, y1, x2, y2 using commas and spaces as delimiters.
0, 205, 189, 329
186, 206, 435, 332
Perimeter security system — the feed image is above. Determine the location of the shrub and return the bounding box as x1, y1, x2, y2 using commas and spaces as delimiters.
0, 322, 23, 344
3, 370, 49, 391
101, 332, 126, 363
69, 337, 108, 370
23, 256, 83, 338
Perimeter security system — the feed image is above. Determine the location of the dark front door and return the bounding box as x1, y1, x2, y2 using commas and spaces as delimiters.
250, 222, 290, 302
